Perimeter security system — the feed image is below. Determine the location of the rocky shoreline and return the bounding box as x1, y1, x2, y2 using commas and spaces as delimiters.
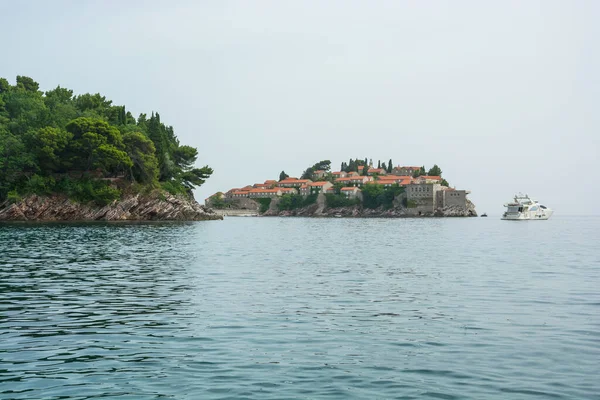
0, 193, 223, 222
257, 195, 477, 218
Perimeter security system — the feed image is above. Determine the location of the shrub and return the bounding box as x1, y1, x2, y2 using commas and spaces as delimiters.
160, 180, 187, 196
24, 174, 56, 195
92, 185, 121, 206
278, 194, 317, 211
6, 190, 21, 204
255, 198, 272, 213
325, 194, 359, 208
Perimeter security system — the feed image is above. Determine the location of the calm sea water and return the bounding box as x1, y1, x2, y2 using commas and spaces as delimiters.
1, 216, 599, 399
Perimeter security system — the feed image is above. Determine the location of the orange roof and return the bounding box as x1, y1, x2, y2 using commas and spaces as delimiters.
232, 191, 249, 195
358, 166, 365, 170
368, 168, 385, 173
332, 171, 344, 175
335, 176, 365, 181
421, 176, 441, 180
264, 180, 277, 184
300, 185, 308, 189
309, 181, 330, 187
279, 178, 310, 184
341, 187, 360, 191
249, 188, 280, 193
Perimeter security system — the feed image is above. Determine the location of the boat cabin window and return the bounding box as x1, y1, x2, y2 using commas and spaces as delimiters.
539, 205, 547, 209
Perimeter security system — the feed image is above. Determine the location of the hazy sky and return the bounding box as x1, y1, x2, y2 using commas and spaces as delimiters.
2, 0, 598, 215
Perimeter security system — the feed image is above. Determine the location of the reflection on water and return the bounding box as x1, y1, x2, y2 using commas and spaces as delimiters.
1, 218, 599, 399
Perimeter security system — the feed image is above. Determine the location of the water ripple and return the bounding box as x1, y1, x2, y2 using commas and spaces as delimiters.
1, 218, 599, 399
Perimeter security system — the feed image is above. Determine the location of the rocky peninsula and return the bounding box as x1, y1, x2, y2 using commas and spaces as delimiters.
219, 193, 476, 218
0, 75, 220, 221
0, 192, 222, 222
207, 160, 477, 218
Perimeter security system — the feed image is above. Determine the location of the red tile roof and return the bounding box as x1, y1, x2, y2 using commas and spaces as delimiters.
309, 181, 330, 187
279, 178, 310, 184
249, 188, 281, 193
341, 187, 360, 191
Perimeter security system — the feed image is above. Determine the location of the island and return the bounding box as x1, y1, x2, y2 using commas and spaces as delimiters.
206, 160, 476, 217
0, 75, 221, 221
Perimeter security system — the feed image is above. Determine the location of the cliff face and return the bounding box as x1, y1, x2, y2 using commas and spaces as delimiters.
0, 193, 223, 221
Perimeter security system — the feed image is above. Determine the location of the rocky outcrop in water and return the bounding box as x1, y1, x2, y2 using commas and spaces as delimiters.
0, 193, 223, 221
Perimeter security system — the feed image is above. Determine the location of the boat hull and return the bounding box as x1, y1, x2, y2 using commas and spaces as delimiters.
501, 210, 553, 220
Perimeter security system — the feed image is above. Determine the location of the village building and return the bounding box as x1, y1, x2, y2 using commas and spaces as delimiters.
367, 168, 387, 176
335, 176, 372, 187
341, 187, 361, 198
415, 175, 442, 184
277, 178, 312, 188
392, 166, 421, 176
299, 184, 310, 196
231, 190, 251, 198
280, 188, 298, 195
331, 171, 347, 178
312, 170, 326, 179
308, 181, 333, 194
248, 188, 282, 198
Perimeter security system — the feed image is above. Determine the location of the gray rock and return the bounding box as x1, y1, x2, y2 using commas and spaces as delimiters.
0, 193, 223, 221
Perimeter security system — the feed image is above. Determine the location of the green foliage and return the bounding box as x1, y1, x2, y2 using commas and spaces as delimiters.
427, 164, 442, 176
65, 179, 121, 206
210, 194, 227, 209
16, 76, 40, 92
406, 199, 417, 208
26, 127, 72, 172
279, 171, 289, 181
255, 198, 272, 213
413, 166, 426, 178
6, 190, 21, 203
160, 180, 188, 196
277, 193, 316, 211
361, 183, 404, 209
0, 75, 212, 202
23, 174, 56, 195
325, 193, 359, 208
300, 160, 331, 180
387, 159, 393, 173
332, 181, 344, 194
441, 178, 449, 187
123, 131, 159, 184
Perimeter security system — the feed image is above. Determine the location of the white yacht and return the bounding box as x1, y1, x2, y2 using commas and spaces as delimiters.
502, 194, 553, 220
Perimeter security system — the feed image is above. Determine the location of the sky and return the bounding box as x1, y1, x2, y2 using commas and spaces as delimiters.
1, 0, 598, 215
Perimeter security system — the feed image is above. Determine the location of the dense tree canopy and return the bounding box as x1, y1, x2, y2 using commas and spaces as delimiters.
0, 75, 212, 203
300, 160, 331, 180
